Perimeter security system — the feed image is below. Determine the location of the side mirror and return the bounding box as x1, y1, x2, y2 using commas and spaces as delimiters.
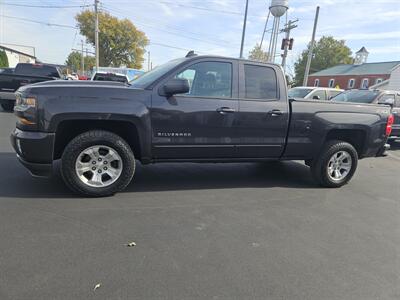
378, 98, 395, 107
312, 95, 320, 100
162, 78, 190, 96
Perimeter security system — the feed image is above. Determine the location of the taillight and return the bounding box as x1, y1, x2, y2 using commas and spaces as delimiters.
386, 114, 394, 136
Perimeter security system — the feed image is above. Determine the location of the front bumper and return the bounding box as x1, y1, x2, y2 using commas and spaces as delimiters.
389, 125, 400, 140
10, 129, 55, 177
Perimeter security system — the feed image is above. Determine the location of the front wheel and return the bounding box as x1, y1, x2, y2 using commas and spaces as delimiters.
310, 140, 358, 188
61, 130, 135, 197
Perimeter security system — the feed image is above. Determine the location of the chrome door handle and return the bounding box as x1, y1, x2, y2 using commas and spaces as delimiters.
268, 109, 283, 117
217, 107, 235, 114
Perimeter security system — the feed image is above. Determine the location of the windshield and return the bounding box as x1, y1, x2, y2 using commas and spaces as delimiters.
130, 58, 186, 88
331, 90, 380, 103
288, 88, 313, 98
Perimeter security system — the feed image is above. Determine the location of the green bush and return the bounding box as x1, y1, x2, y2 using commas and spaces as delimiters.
0, 50, 9, 68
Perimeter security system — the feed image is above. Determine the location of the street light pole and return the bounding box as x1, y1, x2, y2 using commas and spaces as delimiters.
303, 6, 320, 86
239, 0, 249, 58
94, 0, 99, 72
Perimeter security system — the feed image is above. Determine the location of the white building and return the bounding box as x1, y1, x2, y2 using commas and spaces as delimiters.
370, 64, 400, 91
0, 45, 36, 68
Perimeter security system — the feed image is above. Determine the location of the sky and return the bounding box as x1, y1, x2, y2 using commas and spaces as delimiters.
1, 0, 399, 77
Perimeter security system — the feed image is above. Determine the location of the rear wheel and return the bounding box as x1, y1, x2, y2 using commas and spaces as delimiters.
1, 103, 14, 112
61, 130, 135, 197
310, 140, 358, 188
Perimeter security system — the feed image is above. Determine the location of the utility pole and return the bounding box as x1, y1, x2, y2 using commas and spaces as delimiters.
239, 0, 249, 58
281, 19, 298, 71
94, 0, 99, 72
303, 6, 320, 86
81, 40, 85, 75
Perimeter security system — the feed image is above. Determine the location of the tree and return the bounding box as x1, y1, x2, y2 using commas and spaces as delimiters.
248, 44, 269, 63
75, 10, 149, 69
0, 50, 9, 68
65, 51, 96, 73
294, 36, 353, 86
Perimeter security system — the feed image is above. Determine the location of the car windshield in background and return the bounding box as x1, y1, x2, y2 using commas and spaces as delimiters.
93, 74, 127, 83
288, 88, 313, 98
129, 58, 186, 88
331, 90, 380, 103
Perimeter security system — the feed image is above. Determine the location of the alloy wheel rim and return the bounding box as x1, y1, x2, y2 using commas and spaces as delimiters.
75, 145, 123, 188
327, 150, 352, 181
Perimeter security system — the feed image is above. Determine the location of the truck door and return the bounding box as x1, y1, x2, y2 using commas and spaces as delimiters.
151, 59, 239, 159
235, 62, 290, 158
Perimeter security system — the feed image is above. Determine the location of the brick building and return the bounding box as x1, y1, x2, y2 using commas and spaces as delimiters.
307, 47, 400, 90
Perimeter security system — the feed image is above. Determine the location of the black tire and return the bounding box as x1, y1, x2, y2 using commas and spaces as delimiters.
1, 103, 14, 112
61, 130, 135, 197
310, 140, 358, 188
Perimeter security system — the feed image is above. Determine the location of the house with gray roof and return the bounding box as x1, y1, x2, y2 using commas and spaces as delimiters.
307, 47, 400, 90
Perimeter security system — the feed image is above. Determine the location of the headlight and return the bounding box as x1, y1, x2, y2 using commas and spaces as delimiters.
15, 94, 36, 108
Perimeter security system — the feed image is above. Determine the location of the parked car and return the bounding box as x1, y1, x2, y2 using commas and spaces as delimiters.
66, 73, 79, 80
0, 63, 61, 111
331, 89, 400, 142
288, 87, 344, 101
78, 74, 89, 80
91, 71, 128, 83
11, 54, 392, 196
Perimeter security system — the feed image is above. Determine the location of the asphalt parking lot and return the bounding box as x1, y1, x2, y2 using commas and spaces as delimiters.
0, 107, 399, 300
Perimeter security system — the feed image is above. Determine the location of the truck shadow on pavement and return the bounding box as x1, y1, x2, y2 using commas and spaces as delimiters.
0, 153, 316, 198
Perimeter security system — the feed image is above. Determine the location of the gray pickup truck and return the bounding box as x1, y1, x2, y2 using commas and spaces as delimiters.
11, 53, 393, 196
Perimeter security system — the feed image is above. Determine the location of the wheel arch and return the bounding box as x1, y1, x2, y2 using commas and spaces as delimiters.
53, 119, 146, 161
324, 129, 367, 157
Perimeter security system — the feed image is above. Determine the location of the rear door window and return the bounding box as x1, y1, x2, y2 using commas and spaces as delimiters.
244, 64, 277, 100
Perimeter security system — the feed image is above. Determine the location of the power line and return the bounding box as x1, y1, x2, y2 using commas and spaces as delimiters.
0, 14, 77, 29
1, 2, 92, 8
102, 6, 237, 47
110, 0, 267, 18
102, 4, 236, 46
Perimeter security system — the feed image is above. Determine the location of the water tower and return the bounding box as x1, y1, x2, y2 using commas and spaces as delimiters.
263, 0, 289, 63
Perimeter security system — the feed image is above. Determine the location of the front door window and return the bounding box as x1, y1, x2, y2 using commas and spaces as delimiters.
175, 62, 232, 98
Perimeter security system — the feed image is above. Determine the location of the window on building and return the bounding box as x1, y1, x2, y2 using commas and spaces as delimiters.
328, 79, 335, 88
375, 78, 383, 85
175, 61, 232, 98
348, 78, 355, 89
361, 78, 369, 89
244, 64, 277, 100
314, 79, 320, 87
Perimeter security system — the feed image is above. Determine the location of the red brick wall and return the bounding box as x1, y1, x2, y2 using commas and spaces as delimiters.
307, 74, 390, 89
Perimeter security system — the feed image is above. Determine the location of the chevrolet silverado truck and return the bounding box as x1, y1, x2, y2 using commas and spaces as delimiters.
0, 63, 61, 111
11, 54, 393, 197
